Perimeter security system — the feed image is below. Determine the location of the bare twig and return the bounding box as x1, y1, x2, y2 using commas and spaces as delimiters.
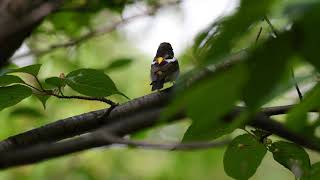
291, 68, 303, 101
51, 94, 117, 106
11, 13, 147, 60
255, 27, 263, 44
98, 132, 230, 151
264, 15, 278, 38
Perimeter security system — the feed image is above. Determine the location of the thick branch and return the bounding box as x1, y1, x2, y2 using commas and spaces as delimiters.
0, 88, 173, 152
1, 107, 319, 169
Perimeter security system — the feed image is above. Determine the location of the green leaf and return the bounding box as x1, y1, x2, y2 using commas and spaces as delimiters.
8, 64, 42, 77
182, 64, 247, 141
34, 93, 51, 109
289, 3, 320, 71
302, 162, 320, 180
45, 77, 66, 88
271, 141, 310, 178
104, 58, 132, 72
286, 83, 320, 132
0, 85, 32, 111
201, 0, 275, 64
0, 75, 24, 86
224, 134, 267, 180
242, 32, 293, 109
65, 68, 124, 97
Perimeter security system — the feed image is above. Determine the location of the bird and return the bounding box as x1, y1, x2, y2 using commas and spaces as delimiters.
150, 42, 180, 91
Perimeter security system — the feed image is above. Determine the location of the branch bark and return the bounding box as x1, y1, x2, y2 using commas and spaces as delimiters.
0, 88, 173, 152
1, 106, 319, 169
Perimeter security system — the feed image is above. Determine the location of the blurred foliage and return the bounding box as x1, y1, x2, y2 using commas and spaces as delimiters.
1, 0, 320, 179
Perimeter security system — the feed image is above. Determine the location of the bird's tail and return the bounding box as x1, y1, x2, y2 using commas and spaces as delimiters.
150, 80, 164, 91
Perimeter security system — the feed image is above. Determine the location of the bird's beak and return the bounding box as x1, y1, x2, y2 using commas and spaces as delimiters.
156, 57, 164, 64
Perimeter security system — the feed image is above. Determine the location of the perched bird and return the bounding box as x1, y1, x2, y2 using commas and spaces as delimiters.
150, 42, 180, 91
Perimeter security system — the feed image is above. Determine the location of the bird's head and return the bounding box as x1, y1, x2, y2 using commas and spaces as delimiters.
154, 42, 174, 65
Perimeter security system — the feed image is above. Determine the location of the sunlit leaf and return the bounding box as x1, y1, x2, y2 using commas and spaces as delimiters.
224, 134, 267, 180
66, 68, 126, 98
8, 64, 42, 77
0, 75, 24, 86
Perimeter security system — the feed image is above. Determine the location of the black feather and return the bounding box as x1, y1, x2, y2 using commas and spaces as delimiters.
151, 80, 164, 91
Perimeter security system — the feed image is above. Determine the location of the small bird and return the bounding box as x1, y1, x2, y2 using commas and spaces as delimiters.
150, 42, 180, 91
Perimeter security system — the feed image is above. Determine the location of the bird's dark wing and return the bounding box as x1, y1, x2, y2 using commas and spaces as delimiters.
156, 60, 179, 80
150, 60, 179, 91
150, 63, 160, 83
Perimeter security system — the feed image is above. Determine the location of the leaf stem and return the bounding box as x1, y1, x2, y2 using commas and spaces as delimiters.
49, 93, 117, 106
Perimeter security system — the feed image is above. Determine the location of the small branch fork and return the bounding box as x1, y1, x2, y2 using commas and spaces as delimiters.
51, 94, 117, 106
23, 74, 117, 106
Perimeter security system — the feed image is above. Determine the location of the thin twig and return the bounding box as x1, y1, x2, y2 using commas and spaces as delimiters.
34, 75, 45, 91
11, 13, 147, 60
23, 83, 43, 92
22, 79, 117, 106
51, 94, 117, 106
98, 132, 230, 151
264, 15, 278, 38
291, 68, 303, 101
255, 27, 263, 44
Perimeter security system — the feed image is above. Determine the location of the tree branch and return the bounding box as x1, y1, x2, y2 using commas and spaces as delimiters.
0, 88, 173, 152
1, 107, 318, 169
0, 52, 315, 153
